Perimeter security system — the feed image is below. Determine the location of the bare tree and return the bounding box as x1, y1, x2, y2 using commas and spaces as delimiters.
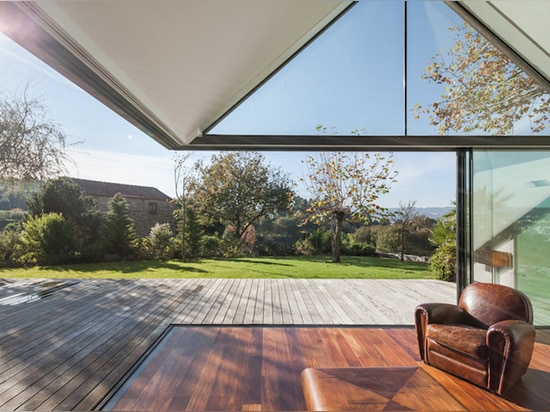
395, 200, 419, 261
0, 86, 69, 184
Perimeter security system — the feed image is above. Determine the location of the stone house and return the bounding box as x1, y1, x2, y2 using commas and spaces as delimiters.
71, 178, 175, 237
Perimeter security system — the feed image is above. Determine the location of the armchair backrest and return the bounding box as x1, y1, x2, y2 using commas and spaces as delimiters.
459, 283, 533, 326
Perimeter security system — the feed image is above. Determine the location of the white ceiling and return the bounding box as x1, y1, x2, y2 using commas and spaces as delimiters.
0, 1, 548, 150
0, 0, 352, 148
456, 1, 550, 87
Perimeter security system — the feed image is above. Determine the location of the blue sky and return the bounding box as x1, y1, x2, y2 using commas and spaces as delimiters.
0, 2, 460, 208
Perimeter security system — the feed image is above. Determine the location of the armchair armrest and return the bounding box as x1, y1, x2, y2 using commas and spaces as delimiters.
487, 320, 536, 394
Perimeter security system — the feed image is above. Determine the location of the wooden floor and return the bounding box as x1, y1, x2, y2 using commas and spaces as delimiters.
0, 277, 547, 411
107, 327, 550, 411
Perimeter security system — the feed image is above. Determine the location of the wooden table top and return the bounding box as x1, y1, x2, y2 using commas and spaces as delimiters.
301, 366, 466, 411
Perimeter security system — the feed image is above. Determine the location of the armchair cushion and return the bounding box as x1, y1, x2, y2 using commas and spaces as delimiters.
427, 324, 487, 359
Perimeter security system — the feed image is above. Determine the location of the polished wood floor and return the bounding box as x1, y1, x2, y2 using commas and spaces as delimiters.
107, 327, 550, 411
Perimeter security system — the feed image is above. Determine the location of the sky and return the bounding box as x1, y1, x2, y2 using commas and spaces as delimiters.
0, 2, 461, 208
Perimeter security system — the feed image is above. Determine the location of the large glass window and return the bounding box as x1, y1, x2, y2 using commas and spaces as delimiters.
211, 1, 549, 139
473, 151, 550, 325
210, 1, 404, 136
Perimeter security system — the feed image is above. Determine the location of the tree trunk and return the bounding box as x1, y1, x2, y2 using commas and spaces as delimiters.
331, 211, 344, 263
400, 225, 405, 262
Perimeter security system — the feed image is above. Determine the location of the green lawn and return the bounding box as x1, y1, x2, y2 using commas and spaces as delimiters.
0, 256, 432, 279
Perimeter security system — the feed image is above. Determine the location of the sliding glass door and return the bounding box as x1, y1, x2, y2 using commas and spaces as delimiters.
473, 151, 550, 325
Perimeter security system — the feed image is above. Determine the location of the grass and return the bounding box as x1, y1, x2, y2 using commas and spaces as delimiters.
0, 256, 433, 279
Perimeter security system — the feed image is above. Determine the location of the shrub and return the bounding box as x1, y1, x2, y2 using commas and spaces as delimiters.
19, 212, 79, 265
428, 208, 456, 281
200, 234, 244, 258
0, 229, 22, 266
26, 177, 103, 262
342, 233, 376, 256
201, 235, 221, 257
429, 242, 456, 282
148, 223, 176, 260
295, 229, 332, 256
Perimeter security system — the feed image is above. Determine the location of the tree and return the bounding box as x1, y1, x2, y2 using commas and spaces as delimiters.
101, 193, 139, 259
255, 215, 303, 256
302, 152, 398, 263
412, 23, 549, 135
27, 177, 102, 260
174, 200, 204, 259
189, 152, 294, 250
395, 200, 419, 261
27, 177, 99, 225
173, 153, 194, 260
0, 87, 69, 183
374, 214, 435, 258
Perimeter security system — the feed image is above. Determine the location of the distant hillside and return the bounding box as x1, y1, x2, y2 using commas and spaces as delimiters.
388, 206, 454, 220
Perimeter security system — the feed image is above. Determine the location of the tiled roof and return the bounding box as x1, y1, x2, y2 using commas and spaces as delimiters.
70, 178, 171, 201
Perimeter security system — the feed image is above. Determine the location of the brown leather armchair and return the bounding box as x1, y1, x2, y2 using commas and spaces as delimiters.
415, 282, 536, 395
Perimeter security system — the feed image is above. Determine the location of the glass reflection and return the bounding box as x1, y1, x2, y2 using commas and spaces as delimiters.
473, 151, 550, 325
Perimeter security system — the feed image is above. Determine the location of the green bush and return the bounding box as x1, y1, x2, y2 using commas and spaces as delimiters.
428, 208, 456, 281
148, 223, 176, 260
200, 235, 221, 257
19, 212, 79, 265
199, 234, 244, 258
295, 229, 332, 256
0, 229, 22, 266
428, 242, 456, 282
342, 233, 376, 256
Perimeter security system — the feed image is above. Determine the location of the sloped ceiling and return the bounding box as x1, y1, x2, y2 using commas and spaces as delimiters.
0, 1, 548, 150
452, 1, 550, 91
0, 0, 352, 149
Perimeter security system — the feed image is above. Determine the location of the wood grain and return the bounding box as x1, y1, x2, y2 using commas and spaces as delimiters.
108, 327, 550, 411
301, 367, 466, 411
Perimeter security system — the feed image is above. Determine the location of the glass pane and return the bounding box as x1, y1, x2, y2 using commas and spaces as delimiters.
406, 2, 463, 135
408, 3, 550, 137
210, 2, 404, 136
473, 150, 550, 326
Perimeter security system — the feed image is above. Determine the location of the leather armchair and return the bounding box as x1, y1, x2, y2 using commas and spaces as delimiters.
415, 282, 535, 395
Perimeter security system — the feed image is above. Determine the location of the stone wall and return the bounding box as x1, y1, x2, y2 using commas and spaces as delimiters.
94, 196, 175, 237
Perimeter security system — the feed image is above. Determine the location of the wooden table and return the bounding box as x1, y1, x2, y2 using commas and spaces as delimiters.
301, 366, 466, 411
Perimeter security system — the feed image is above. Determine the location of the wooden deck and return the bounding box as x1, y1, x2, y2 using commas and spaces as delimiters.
0, 278, 455, 410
